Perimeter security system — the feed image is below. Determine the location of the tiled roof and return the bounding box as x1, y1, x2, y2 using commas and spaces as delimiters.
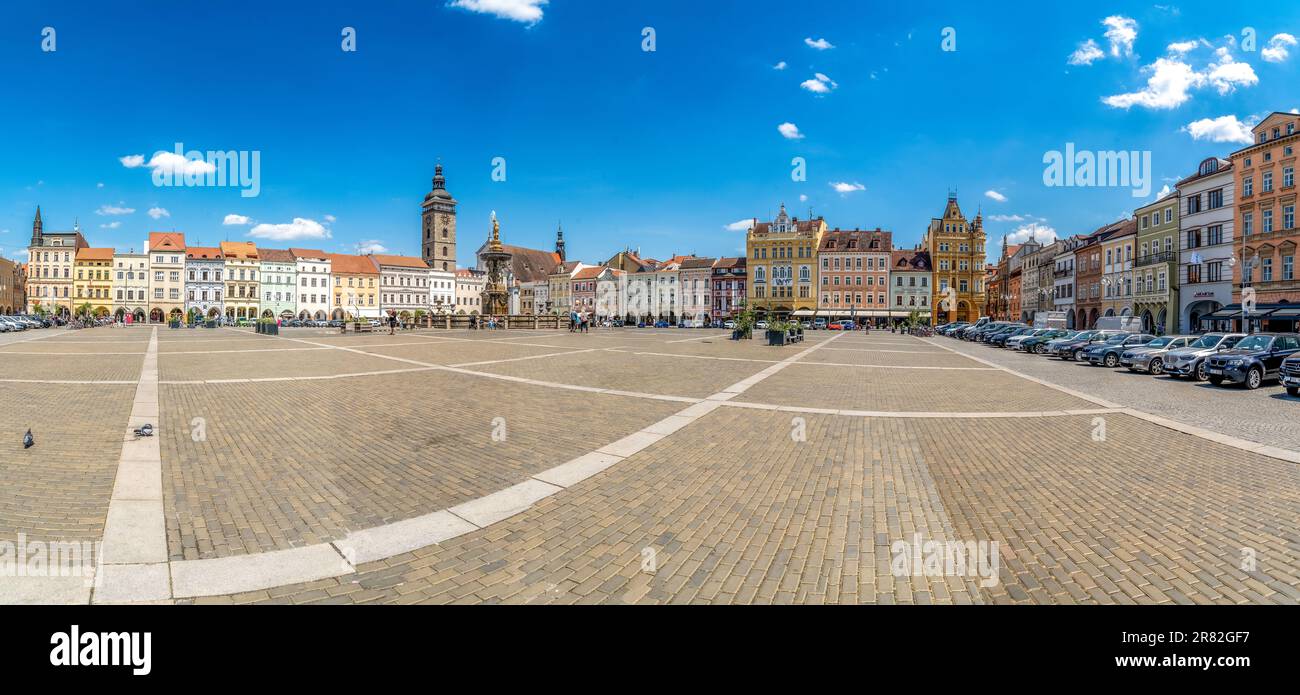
571, 266, 604, 280
500, 244, 562, 283
75, 247, 114, 261
369, 254, 429, 269
712, 256, 746, 269
679, 257, 717, 270
256, 247, 292, 262
326, 253, 379, 275
288, 247, 328, 260
819, 229, 892, 252
891, 249, 931, 271
186, 246, 225, 260
148, 232, 185, 252
219, 241, 259, 259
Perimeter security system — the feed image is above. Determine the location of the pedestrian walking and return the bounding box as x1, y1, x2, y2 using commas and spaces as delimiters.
388, 310, 397, 335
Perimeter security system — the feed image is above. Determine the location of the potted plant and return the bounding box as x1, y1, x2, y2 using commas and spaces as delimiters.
766, 320, 790, 346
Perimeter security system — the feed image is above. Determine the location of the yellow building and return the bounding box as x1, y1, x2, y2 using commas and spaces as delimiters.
73, 247, 115, 317
219, 241, 260, 320
922, 194, 987, 323
745, 203, 826, 319
326, 253, 381, 319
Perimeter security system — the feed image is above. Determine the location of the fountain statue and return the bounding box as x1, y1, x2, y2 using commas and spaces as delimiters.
480, 211, 513, 316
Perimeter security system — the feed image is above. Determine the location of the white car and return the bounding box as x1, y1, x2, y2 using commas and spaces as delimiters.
1005, 329, 1048, 350
723, 320, 735, 329
755, 320, 769, 329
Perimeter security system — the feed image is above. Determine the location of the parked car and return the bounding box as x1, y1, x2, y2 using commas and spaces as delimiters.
937, 322, 969, 336
812, 318, 827, 329
723, 320, 736, 329
0, 316, 27, 331
1162, 333, 1246, 381
1019, 329, 1073, 353
755, 321, 769, 330
994, 327, 1038, 348
1280, 353, 1300, 397
1205, 333, 1300, 389
1053, 330, 1123, 360
979, 323, 1027, 344
1120, 335, 1194, 374
1085, 333, 1156, 367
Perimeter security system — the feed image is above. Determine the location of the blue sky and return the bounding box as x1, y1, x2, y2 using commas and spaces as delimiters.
0, 0, 1296, 266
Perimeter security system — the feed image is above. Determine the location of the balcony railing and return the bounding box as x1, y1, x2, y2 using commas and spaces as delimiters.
1135, 251, 1176, 268
1052, 268, 1071, 278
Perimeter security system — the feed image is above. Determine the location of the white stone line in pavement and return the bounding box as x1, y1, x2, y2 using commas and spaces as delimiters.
0, 378, 137, 385
404, 332, 591, 350
817, 346, 948, 354
158, 366, 443, 385
922, 336, 1300, 464
665, 332, 733, 344
125, 328, 840, 601
94, 327, 169, 604
602, 348, 995, 371
0, 350, 148, 355
717, 400, 1122, 419
450, 347, 606, 368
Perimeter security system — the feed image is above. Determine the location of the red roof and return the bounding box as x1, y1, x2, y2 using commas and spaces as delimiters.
326, 253, 379, 275
149, 232, 185, 252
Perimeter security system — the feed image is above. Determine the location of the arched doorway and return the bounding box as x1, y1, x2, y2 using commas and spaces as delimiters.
261, 309, 273, 318
150, 308, 163, 322
1156, 308, 1167, 334
298, 310, 309, 320
1065, 311, 1076, 329
1140, 310, 1154, 333
115, 308, 126, 321
280, 310, 293, 320
133, 309, 146, 323
1185, 300, 1221, 333
168, 308, 183, 322
332, 309, 345, 320
314, 311, 326, 321
207, 307, 220, 318
1104, 308, 1115, 318
1088, 309, 1099, 328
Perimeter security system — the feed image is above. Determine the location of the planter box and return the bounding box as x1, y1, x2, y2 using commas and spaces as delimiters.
766, 329, 786, 346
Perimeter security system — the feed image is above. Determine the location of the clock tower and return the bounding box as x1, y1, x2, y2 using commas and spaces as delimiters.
421, 164, 458, 271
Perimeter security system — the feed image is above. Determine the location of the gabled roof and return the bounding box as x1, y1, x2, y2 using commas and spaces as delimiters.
712, 256, 746, 270
891, 249, 931, 271
679, 257, 717, 270
571, 266, 604, 280
500, 244, 562, 283
186, 246, 225, 260
820, 228, 892, 252
326, 253, 379, 275
148, 232, 185, 252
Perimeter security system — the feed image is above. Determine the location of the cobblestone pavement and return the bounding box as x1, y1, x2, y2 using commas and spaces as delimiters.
0, 325, 1296, 604
930, 335, 1300, 453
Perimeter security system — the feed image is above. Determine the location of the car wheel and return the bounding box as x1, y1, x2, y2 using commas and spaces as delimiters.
1073, 349, 1083, 362
1208, 376, 1224, 386
1149, 358, 1163, 375
1104, 353, 1119, 368
1245, 367, 1262, 390
1194, 362, 1208, 382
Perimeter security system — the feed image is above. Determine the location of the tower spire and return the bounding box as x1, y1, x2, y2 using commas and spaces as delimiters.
555, 221, 566, 262
31, 206, 43, 246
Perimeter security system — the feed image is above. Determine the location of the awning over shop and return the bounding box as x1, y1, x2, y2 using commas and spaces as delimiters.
791, 309, 815, 317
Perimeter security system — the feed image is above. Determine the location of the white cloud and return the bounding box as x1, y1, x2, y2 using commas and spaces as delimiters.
724, 219, 754, 232
448, 0, 546, 25
1068, 39, 1104, 66
145, 151, 217, 177
119, 154, 145, 168
247, 217, 331, 241
799, 194, 808, 202
777, 122, 804, 140
96, 203, 134, 216
1262, 33, 1297, 63
96, 182, 104, 188
223, 214, 251, 226
804, 37, 834, 50
1182, 115, 1256, 144
1102, 57, 1202, 109
1006, 223, 1057, 245
355, 239, 387, 254
800, 73, 837, 94
324, 214, 336, 223
147, 207, 170, 220
1166, 40, 1198, 54
1103, 16, 1138, 57
984, 190, 1007, 203
830, 181, 865, 195
1205, 49, 1258, 94
99, 221, 122, 230
988, 214, 1028, 222
773, 61, 787, 70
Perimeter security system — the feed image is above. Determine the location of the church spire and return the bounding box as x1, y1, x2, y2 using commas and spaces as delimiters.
555, 221, 566, 262
31, 206, 43, 246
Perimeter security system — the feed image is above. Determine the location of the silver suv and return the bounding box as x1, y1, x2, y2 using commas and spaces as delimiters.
1120, 335, 1194, 375
1163, 333, 1246, 381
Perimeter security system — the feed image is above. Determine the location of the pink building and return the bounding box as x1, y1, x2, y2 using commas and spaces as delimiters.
711, 256, 747, 319
818, 228, 892, 325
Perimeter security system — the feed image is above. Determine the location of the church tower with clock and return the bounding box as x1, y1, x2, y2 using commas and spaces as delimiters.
421, 164, 457, 271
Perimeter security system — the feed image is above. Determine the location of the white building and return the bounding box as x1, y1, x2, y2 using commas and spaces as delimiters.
455, 268, 485, 314
184, 246, 226, 320
1177, 157, 1236, 331
1054, 238, 1081, 327
289, 248, 331, 321
113, 249, 150, 323
371, 254, 431, 319
429, 268, 456, 314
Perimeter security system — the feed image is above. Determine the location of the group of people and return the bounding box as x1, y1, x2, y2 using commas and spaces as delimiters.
569, 310, 592, 333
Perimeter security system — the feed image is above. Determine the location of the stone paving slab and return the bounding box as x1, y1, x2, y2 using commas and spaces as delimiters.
159, 371, 682, 561
0, 354, 143, 381
360, 340, 591, 366
158, 349, 410, 382
0, 384, 134, 543
472, 349, 768, 399
736, 362, 1096, 412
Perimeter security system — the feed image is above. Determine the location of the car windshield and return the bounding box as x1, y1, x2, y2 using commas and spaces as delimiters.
1072, 331, 1096, 340
1188, 334, 1223, 349
1145, 337, 1172, 347
1233, 335, 1273, 351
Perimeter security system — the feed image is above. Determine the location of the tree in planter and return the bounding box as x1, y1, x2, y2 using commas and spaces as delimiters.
733, 306, 757, 339
76, 302, 93, 319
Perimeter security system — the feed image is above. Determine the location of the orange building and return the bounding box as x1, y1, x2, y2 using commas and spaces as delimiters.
327, 254, 381, 319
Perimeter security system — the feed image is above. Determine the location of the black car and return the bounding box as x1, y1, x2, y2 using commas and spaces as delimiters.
1205, 333, 1300, 389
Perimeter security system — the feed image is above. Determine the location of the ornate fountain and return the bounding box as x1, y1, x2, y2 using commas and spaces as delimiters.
480, 211, 513, 316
